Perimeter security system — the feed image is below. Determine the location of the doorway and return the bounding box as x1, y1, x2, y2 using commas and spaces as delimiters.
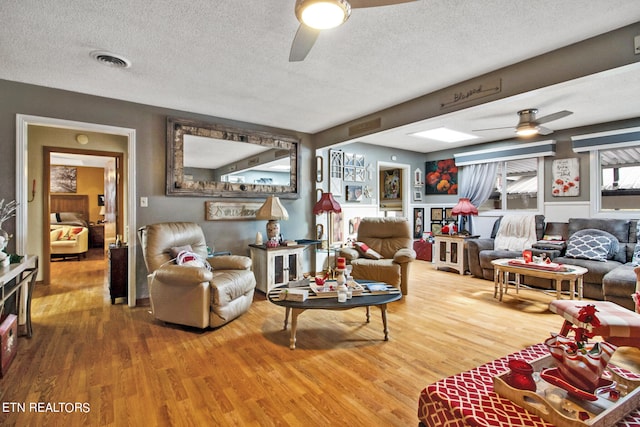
16, 114, 137, 306
44, 148, 123, 285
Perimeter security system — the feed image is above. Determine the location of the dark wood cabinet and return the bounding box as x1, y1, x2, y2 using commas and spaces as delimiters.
89, 224, 104, 248
108, 245, 128, 304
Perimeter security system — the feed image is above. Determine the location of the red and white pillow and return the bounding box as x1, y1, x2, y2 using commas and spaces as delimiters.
354, 242, 383, 260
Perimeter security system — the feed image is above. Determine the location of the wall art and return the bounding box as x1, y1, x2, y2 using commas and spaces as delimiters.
430, 207, 443, 222
425, 159, 458, 195
413, 208, 424, 239
381, 169, 402, 200
345, 185, 363, 202
205, 201, 263, 220
50, 166, 77, 193
552, 158, 580, 197
330, 149, 343, 196
431, 223, 442, 235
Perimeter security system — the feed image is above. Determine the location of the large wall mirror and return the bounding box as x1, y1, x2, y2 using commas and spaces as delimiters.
166, 117, 300, 198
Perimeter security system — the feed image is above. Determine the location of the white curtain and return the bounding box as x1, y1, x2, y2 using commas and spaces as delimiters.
459, 162, 498, 232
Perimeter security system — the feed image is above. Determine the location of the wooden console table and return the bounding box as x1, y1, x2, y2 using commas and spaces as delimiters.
0, 255, 38, 337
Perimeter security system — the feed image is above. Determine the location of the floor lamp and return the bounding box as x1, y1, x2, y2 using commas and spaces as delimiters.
451, 197, 478, 235
313, 192, 341, 275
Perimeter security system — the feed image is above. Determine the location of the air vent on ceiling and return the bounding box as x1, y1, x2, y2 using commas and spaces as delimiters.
90, 50, 131, 68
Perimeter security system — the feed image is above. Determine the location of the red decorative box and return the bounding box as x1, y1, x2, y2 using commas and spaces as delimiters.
0, 314, 18, 377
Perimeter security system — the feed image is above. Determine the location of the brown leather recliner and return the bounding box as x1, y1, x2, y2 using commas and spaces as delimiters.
339, 217, 416, 295
139, 222, 255, 329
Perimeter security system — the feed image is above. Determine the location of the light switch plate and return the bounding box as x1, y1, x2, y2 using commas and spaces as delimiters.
635, 35, 640, 54
140, 196, 148, 207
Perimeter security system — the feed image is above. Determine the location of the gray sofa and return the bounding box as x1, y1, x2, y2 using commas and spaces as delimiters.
467, 217, 639, 310
466, 215, 546, 281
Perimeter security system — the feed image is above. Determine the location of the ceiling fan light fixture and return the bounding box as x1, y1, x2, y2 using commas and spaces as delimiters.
515, 124, 539, 137
296, 0, 351, 30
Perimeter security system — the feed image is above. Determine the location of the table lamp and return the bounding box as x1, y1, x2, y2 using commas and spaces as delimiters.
313, 192, 341, 274
256, 195, 289, 242
98, 206, 106, 224
451, 197, 478, 235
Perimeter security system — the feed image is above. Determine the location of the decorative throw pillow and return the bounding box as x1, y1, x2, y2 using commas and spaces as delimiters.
52, 229, 64, 241
176, 250, 212, 271
170, 245, 193, 258
565, 234, 613, 262
354, 242, 383, 260
69, 227, 84, 239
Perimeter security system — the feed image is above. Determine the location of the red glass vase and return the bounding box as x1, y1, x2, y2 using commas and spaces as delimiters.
505, 359, 536, 392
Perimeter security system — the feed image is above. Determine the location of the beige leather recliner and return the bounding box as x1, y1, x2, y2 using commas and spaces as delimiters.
139, 222, 255, 329
340, 217, 416, 295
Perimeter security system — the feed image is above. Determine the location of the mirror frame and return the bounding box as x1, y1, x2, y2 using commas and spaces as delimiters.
166, 117, 300, 199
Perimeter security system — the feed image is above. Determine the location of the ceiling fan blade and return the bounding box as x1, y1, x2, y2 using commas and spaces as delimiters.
289, 24, 320, 62
472, 126, 513, 132
537, 126, 554, 135
350, 0, 418, 8
536, 110, 573, 124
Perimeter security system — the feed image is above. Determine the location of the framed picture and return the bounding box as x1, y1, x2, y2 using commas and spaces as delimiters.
552, 158, 580, 197
445, 207, 454, 220
97, 194, 105, 206
330, 211, 344, 244
345, 185, 363, 202
348, 216, 361, 237
380, 169, 402, 200
330, 149, 343, 196
413, 208, 424, 238
344, 166, 356, 182
50, 166, 77, 193
413, 190, 422, 202
430, 207, 443, 222
414, 168, 423, 186
344, 152, 355, 166
205, 201, 263, 220
431, 223, 442, 235
425, 159, 458, 195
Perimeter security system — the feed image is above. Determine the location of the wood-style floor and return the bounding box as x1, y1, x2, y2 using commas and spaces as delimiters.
3, 253, 640, 426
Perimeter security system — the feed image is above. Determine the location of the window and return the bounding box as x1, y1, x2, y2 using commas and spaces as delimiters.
597, 146, 640, 212
478, 158, 541, 212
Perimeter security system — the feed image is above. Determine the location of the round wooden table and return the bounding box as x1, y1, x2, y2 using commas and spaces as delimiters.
268, 282, 401, 349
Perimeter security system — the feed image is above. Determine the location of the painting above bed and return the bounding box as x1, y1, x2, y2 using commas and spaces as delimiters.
51, 166, 77, 193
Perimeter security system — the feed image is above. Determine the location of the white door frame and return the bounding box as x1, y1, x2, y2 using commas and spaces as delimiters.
16, 114, 138, 306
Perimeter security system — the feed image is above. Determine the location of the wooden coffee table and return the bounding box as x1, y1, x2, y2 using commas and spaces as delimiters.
491, 258, 588, 301
267, 282, 401, 350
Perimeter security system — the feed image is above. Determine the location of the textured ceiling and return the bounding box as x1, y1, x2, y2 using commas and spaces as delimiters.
2, 1, 640, 153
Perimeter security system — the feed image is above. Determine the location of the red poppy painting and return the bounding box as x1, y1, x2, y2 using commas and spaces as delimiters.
425, 159, 458, 195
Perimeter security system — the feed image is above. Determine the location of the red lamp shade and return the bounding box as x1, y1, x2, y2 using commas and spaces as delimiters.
313, 192, 342, 215
451, 198, 478, 216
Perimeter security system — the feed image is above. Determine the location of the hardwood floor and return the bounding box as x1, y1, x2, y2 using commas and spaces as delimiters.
3, 256, 640, 426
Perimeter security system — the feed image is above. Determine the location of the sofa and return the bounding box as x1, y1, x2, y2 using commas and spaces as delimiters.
467, 217, 639, 310
466, 215, 546, 281
50, 225, 89, 260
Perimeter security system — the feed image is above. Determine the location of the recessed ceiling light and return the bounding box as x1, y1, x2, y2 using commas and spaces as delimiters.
410, 127, 479, 143
90, 50, 131, 68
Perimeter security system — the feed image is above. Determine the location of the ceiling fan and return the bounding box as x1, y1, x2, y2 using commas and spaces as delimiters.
289, 0, 418, 62
473, 108, 574, 137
